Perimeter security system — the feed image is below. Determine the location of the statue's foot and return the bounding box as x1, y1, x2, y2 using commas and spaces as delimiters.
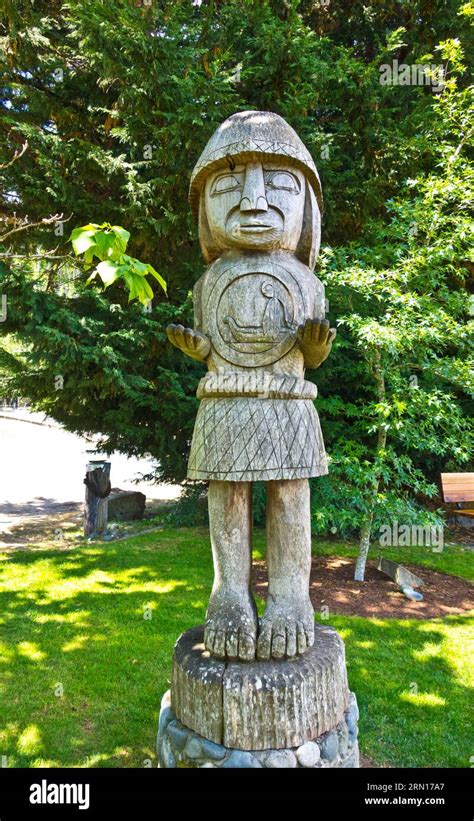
256, 596, 314, 660
204, 592, 257, 661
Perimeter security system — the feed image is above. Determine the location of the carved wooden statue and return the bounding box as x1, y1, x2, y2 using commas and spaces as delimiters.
167, 111, 336, 663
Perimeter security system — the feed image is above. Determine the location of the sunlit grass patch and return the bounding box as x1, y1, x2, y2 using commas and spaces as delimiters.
0, 528, 471, 768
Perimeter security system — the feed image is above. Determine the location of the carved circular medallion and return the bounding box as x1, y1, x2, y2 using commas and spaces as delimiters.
205, 259, 309, 367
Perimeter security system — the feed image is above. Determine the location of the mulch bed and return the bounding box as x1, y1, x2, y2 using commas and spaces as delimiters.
252, 557, 474, 620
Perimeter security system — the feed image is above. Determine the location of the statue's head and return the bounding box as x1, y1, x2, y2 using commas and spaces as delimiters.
189, 111, 323, 270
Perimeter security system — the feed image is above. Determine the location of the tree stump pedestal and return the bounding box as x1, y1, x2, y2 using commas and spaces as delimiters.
157, 625, 359, 768
83, 460, 111, 538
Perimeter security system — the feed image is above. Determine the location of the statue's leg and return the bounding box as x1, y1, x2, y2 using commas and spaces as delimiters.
257, 478, 314, 660
204, 480, 257, 661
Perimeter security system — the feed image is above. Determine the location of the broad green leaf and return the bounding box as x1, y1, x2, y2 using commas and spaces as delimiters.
141, 277, 154, 301
94, 231, 117, 260
128, 257, 148, 276
96, 260, 121, 286
111, 226, 130, 253
84, 247, 97, 264
146, 264, 167, 293
70, 229, 97, 255
122, 271, 138, 301
130, 274, 147, 303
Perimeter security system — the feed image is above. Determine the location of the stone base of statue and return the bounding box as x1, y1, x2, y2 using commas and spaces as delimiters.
157, 625, 359, 768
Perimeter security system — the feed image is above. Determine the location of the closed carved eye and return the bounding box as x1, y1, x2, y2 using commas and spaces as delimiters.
211, 173, 244, 195
264, 170, 300, 193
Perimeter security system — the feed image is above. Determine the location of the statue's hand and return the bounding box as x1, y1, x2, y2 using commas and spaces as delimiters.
166, 324, 211, 362
296, 318, 336, 369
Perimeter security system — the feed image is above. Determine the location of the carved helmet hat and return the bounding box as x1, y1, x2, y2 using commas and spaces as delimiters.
189, 110, 323, 269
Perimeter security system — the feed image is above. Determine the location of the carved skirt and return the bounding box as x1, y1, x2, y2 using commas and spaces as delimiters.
187, 397, 328, 482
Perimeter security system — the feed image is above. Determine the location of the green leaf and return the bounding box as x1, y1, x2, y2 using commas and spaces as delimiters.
94, 231, 117, 260
70, 228, 97, 255
111, 226, 130, 254
96, 260, 121, 286
141, 277, 154, 301
122, 271, 138, 301
128, 257, 148, 276
83, 247, 97, 264
146, 264, 167, 294
69, 224, 167, 301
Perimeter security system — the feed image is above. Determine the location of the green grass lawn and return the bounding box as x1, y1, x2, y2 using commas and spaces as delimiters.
0, 528, 472, 768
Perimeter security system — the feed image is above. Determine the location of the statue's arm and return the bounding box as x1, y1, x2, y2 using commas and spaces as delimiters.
193, 276, 204, 333
296, 318, 336, 369
165, 276, 211, 362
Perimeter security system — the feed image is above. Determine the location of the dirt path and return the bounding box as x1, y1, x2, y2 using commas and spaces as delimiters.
0, 501, 83, 548
0, 498, 171, 549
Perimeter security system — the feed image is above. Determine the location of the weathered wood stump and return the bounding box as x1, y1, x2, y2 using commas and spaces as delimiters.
169, 624, 351, 752
83, 460, 111, 538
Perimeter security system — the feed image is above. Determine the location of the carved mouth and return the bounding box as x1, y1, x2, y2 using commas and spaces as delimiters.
239, 223, 274, 232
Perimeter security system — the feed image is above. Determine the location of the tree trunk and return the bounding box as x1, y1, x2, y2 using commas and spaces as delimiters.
354, 510, 375, 582
354, 348, 387, 582
84, 461, 111, 538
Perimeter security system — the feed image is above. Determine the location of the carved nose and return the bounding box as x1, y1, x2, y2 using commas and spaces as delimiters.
240, 163, 268, 212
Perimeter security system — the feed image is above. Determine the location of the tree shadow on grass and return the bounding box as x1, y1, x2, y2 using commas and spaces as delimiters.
0, 533, 214, 767
0, 533, 472, 768
324, 614, 473, 768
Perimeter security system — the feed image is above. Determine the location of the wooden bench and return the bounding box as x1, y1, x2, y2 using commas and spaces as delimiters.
441, 473, 474, 521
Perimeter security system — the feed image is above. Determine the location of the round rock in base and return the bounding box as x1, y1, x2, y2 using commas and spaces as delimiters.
171, 624, 351, 750
157, 692, 359, 768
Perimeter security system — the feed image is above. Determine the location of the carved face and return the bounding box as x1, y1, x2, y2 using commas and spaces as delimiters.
204, 161, 305, 254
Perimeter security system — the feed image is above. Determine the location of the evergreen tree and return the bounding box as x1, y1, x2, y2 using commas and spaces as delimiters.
1, 1, 472, 553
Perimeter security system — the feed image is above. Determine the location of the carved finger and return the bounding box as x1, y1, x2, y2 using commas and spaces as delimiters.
326, 327, 337, 346
194, 331, 211, 355
166, 324, 178, 345
184, 327, 194, 349
172, 324, 186, 347
318, 319, 330, 343
310, 319, 322, 343
302, 318, 314, 344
